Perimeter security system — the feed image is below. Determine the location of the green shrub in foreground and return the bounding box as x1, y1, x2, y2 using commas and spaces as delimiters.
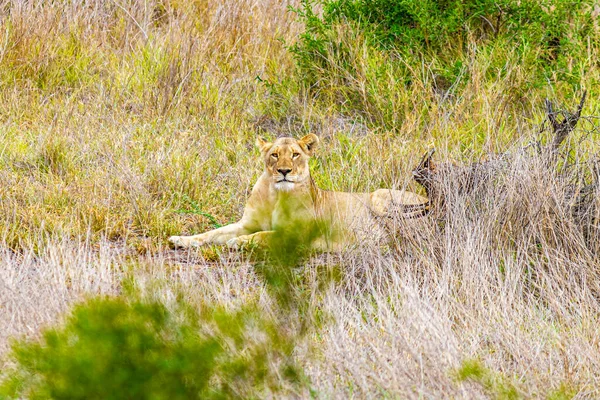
0, 295, 300, 399
0, 219, 335, 399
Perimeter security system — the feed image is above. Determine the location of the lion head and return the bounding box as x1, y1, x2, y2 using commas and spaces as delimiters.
256, 134, 319, 191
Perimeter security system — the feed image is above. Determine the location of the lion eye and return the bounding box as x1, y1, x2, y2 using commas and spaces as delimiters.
292, 153, 300, 159
271, 153, 278, 159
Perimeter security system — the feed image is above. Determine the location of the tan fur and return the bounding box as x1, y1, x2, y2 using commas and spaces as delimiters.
169, 134, 429, 250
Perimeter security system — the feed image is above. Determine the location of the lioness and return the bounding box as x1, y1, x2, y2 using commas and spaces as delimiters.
169, 134, 429, 250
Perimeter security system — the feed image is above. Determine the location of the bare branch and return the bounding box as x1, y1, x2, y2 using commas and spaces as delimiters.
547, 90, 587, 155
412, 148, 436, 199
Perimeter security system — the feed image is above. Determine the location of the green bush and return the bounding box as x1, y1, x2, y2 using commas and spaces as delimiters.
0, 219, 332, 399
289, 0, 596, 125
318, 0, 592, 53
0, 296, 301, 399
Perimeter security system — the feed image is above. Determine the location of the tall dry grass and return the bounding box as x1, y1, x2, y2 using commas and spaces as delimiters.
0, 0, 300, 248
1, 0, 600, 398
309, 142, 600, 397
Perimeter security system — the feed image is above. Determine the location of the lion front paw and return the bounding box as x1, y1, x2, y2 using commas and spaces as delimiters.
168, 236, 203, 248
169, 236, 187, 248
226, 237, 243, 249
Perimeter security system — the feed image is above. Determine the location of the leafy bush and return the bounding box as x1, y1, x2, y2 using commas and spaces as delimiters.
0, 295, 301, 399
289, 0, 596, 127
0, 218, 333, 399
318, 0, 593, 53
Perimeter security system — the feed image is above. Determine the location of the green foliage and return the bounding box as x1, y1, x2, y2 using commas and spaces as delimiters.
238, 196, 336, 312
455, 359, 520, 399
0, 295, 301, 399
320, 0, 592, 54
290, 0, 596, 127
0, 209, 335, 399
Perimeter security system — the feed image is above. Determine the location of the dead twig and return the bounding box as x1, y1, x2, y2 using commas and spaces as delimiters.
412, 148, 436, 200
545, 90, 587, 158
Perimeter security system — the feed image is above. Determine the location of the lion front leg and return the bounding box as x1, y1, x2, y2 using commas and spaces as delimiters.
226, 230, 275, 249
169, 222, 250, 248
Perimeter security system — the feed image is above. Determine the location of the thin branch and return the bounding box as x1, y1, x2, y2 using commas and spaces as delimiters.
412, 148, 436, 199
547, 90, 587, 154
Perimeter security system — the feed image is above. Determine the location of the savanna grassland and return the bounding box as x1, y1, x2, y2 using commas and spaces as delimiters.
1, 0, 600, 398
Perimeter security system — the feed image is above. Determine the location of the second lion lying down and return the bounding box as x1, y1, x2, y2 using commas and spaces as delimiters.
169, 134, 429, 251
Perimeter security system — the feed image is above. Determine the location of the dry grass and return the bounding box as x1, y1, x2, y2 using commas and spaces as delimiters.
309, 147, 600, 398
1, 0, 600, 398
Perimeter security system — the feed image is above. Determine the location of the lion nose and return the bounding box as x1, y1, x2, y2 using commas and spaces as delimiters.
278, 168, 292, 176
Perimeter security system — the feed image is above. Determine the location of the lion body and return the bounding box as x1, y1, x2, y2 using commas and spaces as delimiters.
169, 135, 428, 250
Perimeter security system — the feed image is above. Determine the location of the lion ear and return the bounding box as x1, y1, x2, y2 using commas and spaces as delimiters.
256, 136, 272, 153
298, 133, 319, 156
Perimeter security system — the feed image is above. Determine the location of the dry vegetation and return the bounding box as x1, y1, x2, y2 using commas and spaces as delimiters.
1, 0, 600, 398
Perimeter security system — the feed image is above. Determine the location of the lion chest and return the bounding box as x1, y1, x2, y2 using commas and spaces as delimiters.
270, 195, 316, 231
